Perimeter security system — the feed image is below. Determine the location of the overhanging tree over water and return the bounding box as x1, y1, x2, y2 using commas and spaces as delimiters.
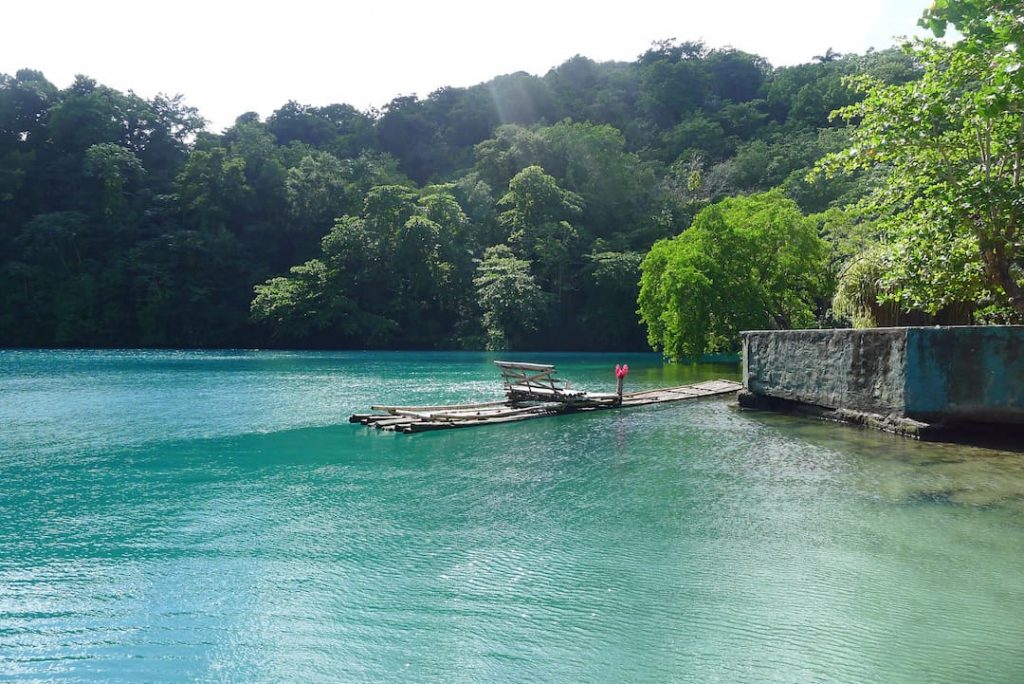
638, 192, 827, 359
817, 0, 1024, 320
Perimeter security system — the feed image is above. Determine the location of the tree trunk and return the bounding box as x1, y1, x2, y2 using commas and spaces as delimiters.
980, 240, 1024, 316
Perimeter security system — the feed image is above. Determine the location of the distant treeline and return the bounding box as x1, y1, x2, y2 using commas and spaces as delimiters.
0, 43, 918, 350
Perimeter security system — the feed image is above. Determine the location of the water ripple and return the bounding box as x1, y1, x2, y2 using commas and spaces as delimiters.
1, 351, 1023, 682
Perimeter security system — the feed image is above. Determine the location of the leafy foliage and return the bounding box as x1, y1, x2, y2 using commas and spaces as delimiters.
817, 0, 1024, 318
473, 245, 548, 350
0, 37, 916, 350
638, 193, 827, 359
831, 247, 898, 328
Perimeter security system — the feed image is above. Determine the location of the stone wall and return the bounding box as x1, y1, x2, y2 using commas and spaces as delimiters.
742, 326, 1024, 426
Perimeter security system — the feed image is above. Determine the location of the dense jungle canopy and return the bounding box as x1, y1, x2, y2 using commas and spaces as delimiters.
3, 3, 1020, 354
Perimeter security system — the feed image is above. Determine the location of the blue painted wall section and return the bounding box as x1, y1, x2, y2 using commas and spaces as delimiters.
905, 326, 1024, 423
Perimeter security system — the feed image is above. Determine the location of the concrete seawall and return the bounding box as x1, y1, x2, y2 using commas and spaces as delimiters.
739, 326, 1024, 437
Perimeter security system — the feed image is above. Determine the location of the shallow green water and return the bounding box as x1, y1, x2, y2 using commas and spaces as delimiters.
1, 350, 1022, 682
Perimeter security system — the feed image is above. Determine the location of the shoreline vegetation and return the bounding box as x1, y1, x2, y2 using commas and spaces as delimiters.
2, 0, 1020, 359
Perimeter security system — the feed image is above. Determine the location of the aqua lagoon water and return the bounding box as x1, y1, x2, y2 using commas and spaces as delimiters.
1, 350, 1023, 683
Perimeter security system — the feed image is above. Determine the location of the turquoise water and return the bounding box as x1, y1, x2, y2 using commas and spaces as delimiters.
1, 350, 1023, 683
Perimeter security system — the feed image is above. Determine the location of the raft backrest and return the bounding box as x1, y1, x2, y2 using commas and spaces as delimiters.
494, 361, 583, 401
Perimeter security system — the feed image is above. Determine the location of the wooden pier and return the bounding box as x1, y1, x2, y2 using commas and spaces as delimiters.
349, 361, 741, 433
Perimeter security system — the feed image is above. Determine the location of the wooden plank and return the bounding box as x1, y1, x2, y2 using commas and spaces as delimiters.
621, 380, 741, 399
364, 413, 409, 423
504, 369, 556, 386
430, 404, 557, 420
390, 404, 554, 421
496, 361, 585, 399
507, 386, 586, 400
390, 409, 442, 420
501, 370, 558, 391
370, 399, 509, 413
400, 409, 563, 432
494, 361, 556, 371
621, 380, 741, 407
372, 416, 423, 428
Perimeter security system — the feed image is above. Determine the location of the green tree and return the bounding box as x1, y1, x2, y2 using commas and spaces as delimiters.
705, 49, 770, 102
83, 143, 144, 222
487, 72, 557, 126
818, 0, 1024, 317
536, 121, 659, 247
473, 124, 544, 189
285, 151, 349, 237
497, 165, 582, 293
252, 216, 398, 346
637, 40, 710, 127
473, 245, 548, 350
267, 101, 376, 158
252, 184, 472, 347
580, 250, 647, 350
661, 113, 730, 162
765, 59, 857, 126
832, 246, 899, 328
176, 146, 251, 232
638, 192, 827, 359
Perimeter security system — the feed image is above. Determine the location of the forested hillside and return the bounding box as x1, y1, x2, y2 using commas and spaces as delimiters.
0, 43, 919, 350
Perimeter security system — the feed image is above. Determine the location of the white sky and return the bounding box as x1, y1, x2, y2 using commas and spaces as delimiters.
3, 0, 931, 132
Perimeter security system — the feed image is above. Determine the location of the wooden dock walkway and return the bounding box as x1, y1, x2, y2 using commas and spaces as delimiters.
349, 362, 741, 433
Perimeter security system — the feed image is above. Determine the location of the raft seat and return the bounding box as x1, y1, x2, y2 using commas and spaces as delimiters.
507, 385, 588, 402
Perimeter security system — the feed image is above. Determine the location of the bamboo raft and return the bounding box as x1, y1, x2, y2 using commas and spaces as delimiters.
349, 361, 742, 433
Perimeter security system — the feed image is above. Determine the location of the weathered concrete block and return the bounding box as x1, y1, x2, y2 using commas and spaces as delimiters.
742, 326, 1024, 427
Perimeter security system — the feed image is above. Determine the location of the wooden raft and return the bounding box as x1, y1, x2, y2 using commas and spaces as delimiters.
349, 361, 741, 434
